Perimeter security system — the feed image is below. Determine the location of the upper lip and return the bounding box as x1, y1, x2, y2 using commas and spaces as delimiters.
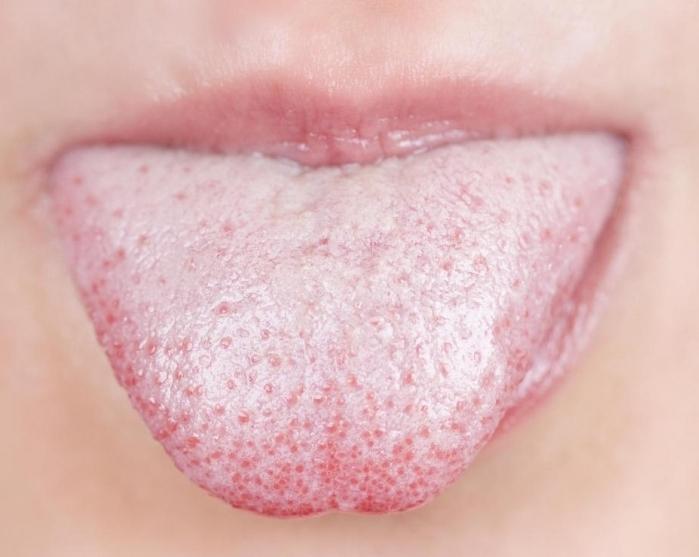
62, 76, 629, 167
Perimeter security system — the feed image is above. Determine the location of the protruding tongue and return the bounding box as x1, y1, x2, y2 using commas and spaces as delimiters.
50, 134, 623, 516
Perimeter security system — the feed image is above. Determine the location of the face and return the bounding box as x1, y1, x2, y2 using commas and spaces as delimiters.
2, 1, 698, 555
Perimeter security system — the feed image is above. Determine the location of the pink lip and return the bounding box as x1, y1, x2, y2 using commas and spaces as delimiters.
89, 77, 617, 166
48, 80, 630, 517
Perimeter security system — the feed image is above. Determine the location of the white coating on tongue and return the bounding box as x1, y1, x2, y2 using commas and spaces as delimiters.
50, 134, 623, 516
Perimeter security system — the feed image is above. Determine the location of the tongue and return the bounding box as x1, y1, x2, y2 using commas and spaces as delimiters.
50, 134, 623, 516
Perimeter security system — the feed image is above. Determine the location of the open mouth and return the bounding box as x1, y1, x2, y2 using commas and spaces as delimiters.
47, 80, 630, 517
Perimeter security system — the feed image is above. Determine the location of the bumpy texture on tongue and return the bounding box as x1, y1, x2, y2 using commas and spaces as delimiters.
50, 134, 623, 516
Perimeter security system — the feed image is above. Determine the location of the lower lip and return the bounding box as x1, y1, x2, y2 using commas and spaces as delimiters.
49, 100, 628, 517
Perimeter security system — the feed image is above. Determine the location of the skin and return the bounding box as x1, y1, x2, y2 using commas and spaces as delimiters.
1, 1, 698, 555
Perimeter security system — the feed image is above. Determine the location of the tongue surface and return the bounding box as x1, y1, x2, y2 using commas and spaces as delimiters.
50, 134, 623, 516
